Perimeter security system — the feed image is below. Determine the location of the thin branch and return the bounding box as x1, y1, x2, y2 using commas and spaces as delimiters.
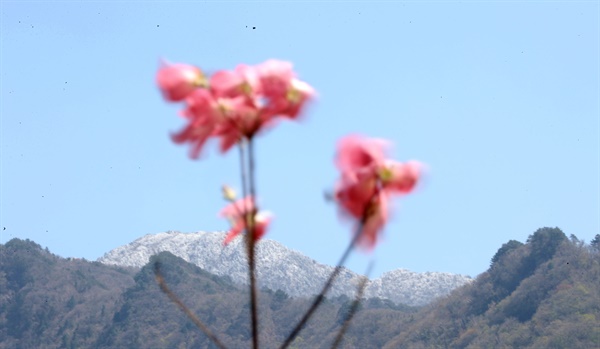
237, 138, 260, 349
153, 262, 228, 349
247, 137, 259, 349
238, 138, 250, 217
330, 262, 374, 349
279, 215, 368, 349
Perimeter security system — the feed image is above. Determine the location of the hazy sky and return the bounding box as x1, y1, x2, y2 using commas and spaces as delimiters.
2, 1, 598, 278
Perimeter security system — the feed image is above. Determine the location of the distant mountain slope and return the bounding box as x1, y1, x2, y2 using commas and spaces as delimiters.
98, 231, 472, 306
381, 227, 600, 349
0, 239, 136, 349
0, 239, 417, 349
2, 227, 597, 348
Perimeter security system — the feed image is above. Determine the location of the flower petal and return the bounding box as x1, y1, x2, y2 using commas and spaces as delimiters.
157, 62, 205, 101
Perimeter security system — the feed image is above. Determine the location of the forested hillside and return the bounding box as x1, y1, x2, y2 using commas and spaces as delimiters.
382, 227, 600, 349
1, 227, 598, 348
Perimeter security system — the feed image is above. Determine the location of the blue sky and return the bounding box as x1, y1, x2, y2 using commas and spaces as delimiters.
1, 1, 598, 279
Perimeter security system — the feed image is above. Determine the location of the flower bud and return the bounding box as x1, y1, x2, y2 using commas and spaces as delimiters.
222, 185, 237, 201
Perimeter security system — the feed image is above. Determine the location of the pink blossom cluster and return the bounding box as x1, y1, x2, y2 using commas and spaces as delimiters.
156, 59, 315, 158
157, 59, 423, 250
334, 135, 422, 248
155, 58, 425, 349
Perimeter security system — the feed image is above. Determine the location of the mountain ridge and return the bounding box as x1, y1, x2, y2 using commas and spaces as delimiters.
3, 227, 597, 348
98, 231, 472, 306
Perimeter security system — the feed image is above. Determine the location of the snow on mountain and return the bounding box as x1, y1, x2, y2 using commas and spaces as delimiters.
98, 231, 472, 306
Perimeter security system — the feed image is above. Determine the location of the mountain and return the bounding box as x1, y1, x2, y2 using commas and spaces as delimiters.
2, 227, 598, 348
0, 239, 136, 349
381, 228, 600, 349
98, 231, 472, 306
0, 238, 417, 349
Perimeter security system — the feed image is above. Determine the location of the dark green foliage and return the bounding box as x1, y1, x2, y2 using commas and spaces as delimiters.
591, 234, 600, 252
491, 240, 524, 266
1, 227, 598, 349
382, 228, 599, 349
525, 227, 568, 273
270, 289, 289, 311
335, 300, 355, 325
466, 227, 569, 320
0, 239, 136, 349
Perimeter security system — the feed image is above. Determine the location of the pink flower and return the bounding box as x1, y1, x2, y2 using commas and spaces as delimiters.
158, 59, 315, 158
380, 160, 421, 194
180, 89, 219, 122
156, 62, 206, 101
286, 79, 316, 117
171, 123, 213, 159
219, 196, 272, 245
334, 135, 422, 248
210, 65, 259, 99
335, 176, 389, 249
335, 135, 389, 175
171, 89, 220, 159
212, 96, 262, 152
261, 78, 316, 121
335, 171, 377, 219
255, 60, 295, 98
359, 192, 389, 249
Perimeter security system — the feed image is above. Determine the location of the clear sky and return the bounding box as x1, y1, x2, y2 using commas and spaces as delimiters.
1, 1, 598, 279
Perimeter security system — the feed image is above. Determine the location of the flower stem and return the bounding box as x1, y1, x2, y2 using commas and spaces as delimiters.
238, 139, 249, 208
279, 214, 368, 349
247, 137, 259, 349
330, 262, 373, 349
240, 137, 260, 349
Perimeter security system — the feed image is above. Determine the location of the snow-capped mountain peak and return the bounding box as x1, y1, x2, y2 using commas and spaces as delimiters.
98, 231, 471, 306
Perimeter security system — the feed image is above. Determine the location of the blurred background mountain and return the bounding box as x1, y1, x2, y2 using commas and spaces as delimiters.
1, 227, 598, 348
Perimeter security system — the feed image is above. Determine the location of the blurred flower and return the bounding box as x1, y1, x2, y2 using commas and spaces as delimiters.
335, 135, 389, 175
219, 196, 272, 245
212, 96, 262, 152
171, 89, 220, 158
334, 135, 422, 248
335, 171, 377, 219
210, 64, 259, 99
156, 62, 206, 101
380, 160, 421, 194
261, 77, 316, 121
157, 59, 315, 158
359, 191, 389, 248
256, 59, 295, 97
